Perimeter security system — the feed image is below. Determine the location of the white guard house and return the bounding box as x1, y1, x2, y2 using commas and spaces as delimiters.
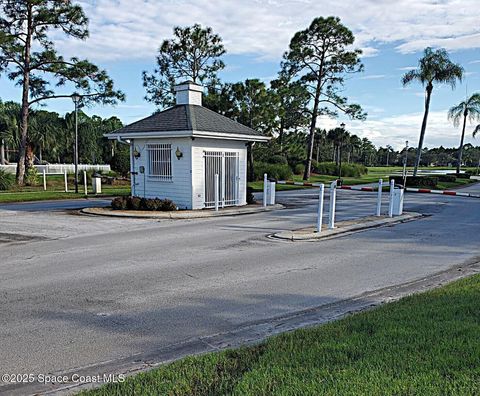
107, 82, 270, 210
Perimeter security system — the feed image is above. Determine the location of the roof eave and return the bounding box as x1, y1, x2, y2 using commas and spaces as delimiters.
105, 130, 271, 142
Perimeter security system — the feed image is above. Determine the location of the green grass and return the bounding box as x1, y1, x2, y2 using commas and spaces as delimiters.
0, 173, 131, 203
249, 166, 479, 192
83, 274, 480, 396
0, 188, 131, 203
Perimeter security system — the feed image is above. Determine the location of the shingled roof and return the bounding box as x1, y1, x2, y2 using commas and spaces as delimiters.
110, 104, 264, 137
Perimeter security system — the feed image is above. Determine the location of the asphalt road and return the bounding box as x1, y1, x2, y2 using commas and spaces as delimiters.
0, 197, 112, 212
1, 185, 479, 392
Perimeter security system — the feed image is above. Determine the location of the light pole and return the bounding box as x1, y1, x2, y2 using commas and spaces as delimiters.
71, 93, 81, 193
402, 140, 409, 188
338, 122, 346, 179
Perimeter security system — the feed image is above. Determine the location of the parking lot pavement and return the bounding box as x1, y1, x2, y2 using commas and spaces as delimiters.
1, 187, 479, 389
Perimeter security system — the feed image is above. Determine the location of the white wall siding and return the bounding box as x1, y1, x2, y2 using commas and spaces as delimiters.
191, 138, 247, 210
131, 138, 193, 209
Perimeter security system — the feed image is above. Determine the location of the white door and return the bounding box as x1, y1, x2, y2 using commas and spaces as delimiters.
204, 151, 239, 208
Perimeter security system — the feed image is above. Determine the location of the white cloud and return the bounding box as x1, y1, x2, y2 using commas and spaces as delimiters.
52, 0, 480, 62
336, 111, 478, 150
359, 74, 386, 80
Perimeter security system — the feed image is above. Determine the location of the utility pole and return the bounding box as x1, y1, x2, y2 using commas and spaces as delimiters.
338, 122, 345, 179
71, 93, 81, 193
402, 140, 409, 188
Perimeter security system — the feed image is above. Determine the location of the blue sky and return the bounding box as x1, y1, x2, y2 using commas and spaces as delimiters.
1, 0, 479, 150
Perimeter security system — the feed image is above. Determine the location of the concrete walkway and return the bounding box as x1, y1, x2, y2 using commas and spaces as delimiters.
273, 212, 423, 241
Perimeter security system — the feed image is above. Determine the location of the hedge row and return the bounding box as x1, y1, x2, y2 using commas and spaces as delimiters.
390, 176, 438, 188
254, 162, 293, 181
111, 196, 177, 211
311, 161, 368, 178
390, 173, 471, 188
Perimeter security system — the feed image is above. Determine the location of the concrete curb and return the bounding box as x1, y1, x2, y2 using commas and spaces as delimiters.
272, 212, 424, 241
81, 204, 284, 219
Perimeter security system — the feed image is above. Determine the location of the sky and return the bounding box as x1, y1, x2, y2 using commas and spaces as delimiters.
1, 0, 480, 150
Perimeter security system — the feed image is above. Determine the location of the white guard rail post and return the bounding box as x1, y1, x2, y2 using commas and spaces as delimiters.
263, 173, 268, 207
214, 173, 219, 212
388, 179, 395, 217
316, 183, 325, 233
376, 178, 383, 216
83, 170, 88, 196
328, 180, 337, 229
268, 181, 276, 205
43, 170, 47, 191
64, 170, 68, 192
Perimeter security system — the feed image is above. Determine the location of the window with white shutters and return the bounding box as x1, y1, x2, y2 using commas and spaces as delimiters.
147, 143, 172, 180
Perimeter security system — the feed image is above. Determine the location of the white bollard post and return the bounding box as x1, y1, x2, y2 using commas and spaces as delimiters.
316, 183, 325, 233
388, 179, 395, 217
328, 180, 337, 229
214, 173, 219, 212
268, 181, 276, 205
376, 178, 383, 216
64, 170, 68, 192
43, 169, 47, 191
263, 173, 268, 207
83, 170, 88, 196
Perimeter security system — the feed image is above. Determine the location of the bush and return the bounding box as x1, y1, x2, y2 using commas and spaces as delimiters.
246, 187, 256, 205
294, 163, 305, 175
254, 162, 292, 181
113, 196, 177, 211
110, 148, 130, 177
456, 172, 472, 179
390, 175, 438, 188
311, 162, 368, 178
25, 167, 40, 186
126, 196, 142, 210
0, 169, 14, 190
438, 174, 456, 182
111, 197, 127, 210
160, 199, 177, 211
269, 155, 288, 165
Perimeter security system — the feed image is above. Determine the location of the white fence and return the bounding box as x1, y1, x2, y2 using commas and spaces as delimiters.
0, 164, 111, 174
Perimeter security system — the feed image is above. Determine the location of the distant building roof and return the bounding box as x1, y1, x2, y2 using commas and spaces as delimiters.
109, 104, 265, 138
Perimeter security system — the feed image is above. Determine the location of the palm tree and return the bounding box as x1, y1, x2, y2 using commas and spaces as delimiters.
386, 145, 393, 166
474, 124, 480, 138
402, 47, 463, 176
0, 101, 21, 164
448, 93, 480, 174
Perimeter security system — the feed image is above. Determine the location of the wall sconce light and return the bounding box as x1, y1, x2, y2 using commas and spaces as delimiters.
175, 147, 183, 160
133, 148, 141, 159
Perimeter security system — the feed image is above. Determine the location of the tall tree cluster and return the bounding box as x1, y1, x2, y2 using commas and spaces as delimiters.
0, 0, 124, 184
144, 18, 365, 181
0, 100, 124, 169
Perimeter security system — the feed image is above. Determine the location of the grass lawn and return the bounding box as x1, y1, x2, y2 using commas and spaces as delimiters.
0, 173, 131, 203
249, 166, 478, 192
0, 187, 131, 203
83, 274, 480, 396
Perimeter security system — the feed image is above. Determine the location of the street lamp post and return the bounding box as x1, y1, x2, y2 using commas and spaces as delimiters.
339, 122, 346, 179
71, 93, 81, 193
402, 140, 409, 188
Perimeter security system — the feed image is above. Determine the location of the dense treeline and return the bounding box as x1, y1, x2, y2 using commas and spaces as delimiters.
1, 97, 478, 181
0, 99, 129, 174
0, 0, 124, 184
